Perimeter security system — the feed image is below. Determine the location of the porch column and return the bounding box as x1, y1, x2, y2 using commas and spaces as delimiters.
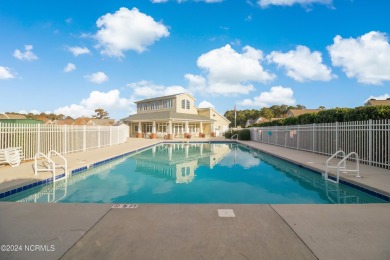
185, 144, 189, 158
211, 123, 216, 137
185, 121, 189, 138
168, 144, 173, 161
167, 120, 173, 140
151, 121, 157, 139
199, 122, 203, 137
137, 121, 142, 138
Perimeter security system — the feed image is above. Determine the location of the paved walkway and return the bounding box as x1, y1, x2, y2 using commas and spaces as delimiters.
0, 138, 389, 259
0, 203, 389, 260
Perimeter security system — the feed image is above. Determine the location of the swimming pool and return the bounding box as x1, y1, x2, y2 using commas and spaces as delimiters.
1, 143, 388, 204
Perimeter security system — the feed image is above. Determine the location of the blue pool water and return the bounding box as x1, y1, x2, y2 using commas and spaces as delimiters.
2, 143, 387, 204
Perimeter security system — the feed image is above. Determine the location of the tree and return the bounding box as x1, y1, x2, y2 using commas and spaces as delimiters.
259, 107, 274, 120
294, 104, 306, 110
93, 108, 109, 119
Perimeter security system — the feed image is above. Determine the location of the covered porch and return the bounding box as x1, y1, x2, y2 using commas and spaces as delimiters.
123, 111, 216, 140
128, 120, 216, 139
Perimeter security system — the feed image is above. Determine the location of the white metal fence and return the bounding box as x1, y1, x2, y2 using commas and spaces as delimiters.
250, 119, 390, 170
0, 123, 130, 161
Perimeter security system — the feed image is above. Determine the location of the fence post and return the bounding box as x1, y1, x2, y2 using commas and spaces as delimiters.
297, 125, 300, 150
83, 125, 86, 151
312, 123, 315, 153
98, 126, 101, 148
37, 124, 41, 155
109, 126, 112, 146
285, 125, 287, 147
369, 119, 372, 166
335, 121, 338, 153
64, 125, 67, 154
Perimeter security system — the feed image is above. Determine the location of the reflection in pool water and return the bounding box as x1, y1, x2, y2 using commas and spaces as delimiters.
2, 143, 387, 204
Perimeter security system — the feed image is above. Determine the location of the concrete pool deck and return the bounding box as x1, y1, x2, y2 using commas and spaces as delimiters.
0, 138, 389, 259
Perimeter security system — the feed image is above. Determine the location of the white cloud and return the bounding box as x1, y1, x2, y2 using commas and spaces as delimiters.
128, 80, 187, 99
258, 0, 332, 8
13, 45, 38, 61
95, 7, 169, 57
85, 72, 109, 84
55, 104, 93, 119
68, 46, 90, 56
365, 94, 390, 102
198, 101, 215, 108
267, 45, 335, 82
328, 31, 390, 85
0, 66, 15, 79
151, 0, 223, 2
239, 86, 295, 107
64, 63, 76, 72
185, 74, 207, 92
55, 89, 133, 118
187, 44, 275, 96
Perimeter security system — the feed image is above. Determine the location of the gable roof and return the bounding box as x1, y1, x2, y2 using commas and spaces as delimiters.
123, 111, 214, 122
88, 119, 115, 126
288, 109, 323, 117
365, 99, 390, 106
0, 113, 27, 119
135, 92, 196, 104
198, 107, 231, 123
54, 119, 75, 125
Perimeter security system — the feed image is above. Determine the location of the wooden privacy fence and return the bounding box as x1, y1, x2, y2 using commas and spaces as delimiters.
250, 119, 390, 170
0, 123, 130, 161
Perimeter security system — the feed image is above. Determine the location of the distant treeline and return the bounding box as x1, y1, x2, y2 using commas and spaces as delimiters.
223, 104, 308, 128
252, 106, 390, 127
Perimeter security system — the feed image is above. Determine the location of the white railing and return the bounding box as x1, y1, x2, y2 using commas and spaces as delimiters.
231, 134, 238, 140
324, 150, 361, 183
325, 150, 346, 177
34, 152, 57, 181
48, 150, 68, 178
0, 123, 129, 161
250, 119, 390, 170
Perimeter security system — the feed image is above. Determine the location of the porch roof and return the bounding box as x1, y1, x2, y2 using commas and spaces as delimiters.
123, 111, 215, 123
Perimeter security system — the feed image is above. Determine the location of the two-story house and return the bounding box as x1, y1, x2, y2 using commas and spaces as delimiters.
123, 93, 230, 139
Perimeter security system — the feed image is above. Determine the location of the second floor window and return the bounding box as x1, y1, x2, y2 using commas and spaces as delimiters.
162, 99, 173, 108
186, 100, 190, 109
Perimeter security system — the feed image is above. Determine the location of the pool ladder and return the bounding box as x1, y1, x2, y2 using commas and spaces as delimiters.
324, 150, 361, 184
34, 150, 68, 183
231, 134, 238, 140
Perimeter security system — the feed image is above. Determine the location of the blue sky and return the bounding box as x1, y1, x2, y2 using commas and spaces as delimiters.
0, 0, 389, 119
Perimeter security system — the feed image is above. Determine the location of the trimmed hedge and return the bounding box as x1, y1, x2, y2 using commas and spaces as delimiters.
253, 106, 390, 127
224, 129, 251, 140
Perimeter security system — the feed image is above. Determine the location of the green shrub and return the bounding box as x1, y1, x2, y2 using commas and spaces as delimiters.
224, 129, 251, 140
238, 129, 251, 140
253, 106, 390, 127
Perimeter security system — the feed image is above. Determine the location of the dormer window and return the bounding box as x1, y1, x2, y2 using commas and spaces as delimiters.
182, 99, 191, 109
